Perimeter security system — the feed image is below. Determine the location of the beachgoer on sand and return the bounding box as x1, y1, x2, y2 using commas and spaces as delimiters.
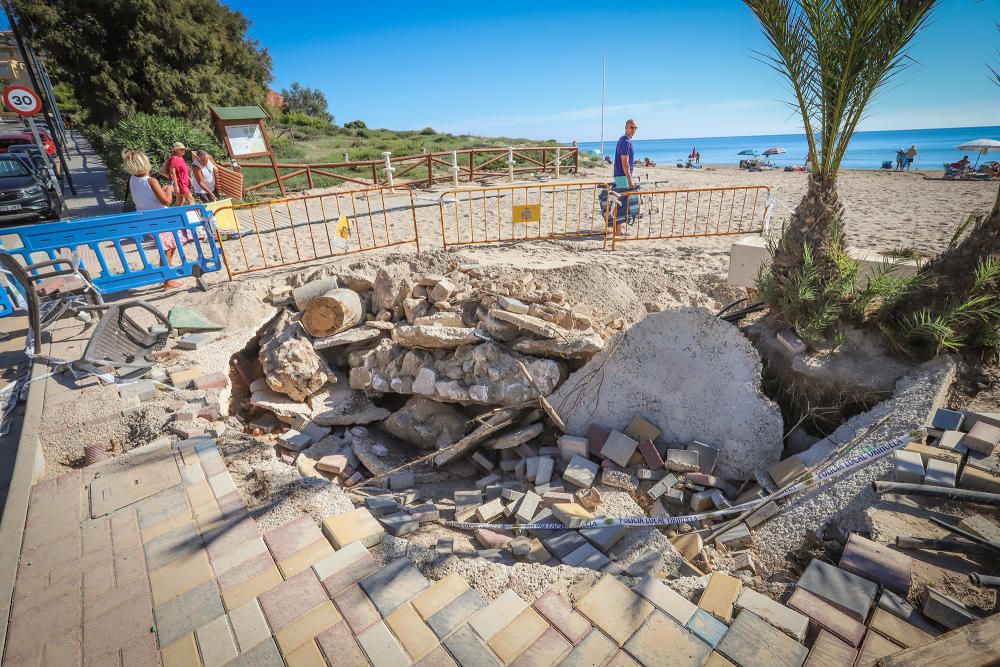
613, 119, 638, 237
951, 155, 970, 171
122, 149, 185, 290
167, 142, 195, 206
905, 144, 917, 169
193, 150, 219, 203
895, 149, 905, 171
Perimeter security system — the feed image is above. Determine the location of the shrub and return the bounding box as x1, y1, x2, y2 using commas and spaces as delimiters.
101, 113, 224, 199
344, 120, 367, 130
419, 127, 436, 135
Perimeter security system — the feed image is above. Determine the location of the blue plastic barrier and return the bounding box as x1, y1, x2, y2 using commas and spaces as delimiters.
0, 205, 222, 297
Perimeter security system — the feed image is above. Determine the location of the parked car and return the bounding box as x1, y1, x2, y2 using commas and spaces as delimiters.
0, 154, 58, 222
0, 131, 55, 157
8, 145, 59, 193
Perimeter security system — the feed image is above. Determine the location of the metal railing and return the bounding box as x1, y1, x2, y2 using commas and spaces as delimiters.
437, 181, 610, 250
605, 185, 771, 250
214, 186, 421, 276
239, 146, 580, 195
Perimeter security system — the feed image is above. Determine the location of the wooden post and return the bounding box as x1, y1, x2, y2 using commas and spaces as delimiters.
542, 147, 547, 173
306, 166, 314, 189
469, 151, 475, 182
427, 154, 433, 186
371, 163, 378, 185
574, 147, 579, 173
301, 289, 363, 338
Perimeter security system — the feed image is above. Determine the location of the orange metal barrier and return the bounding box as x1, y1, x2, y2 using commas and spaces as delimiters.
437, 182, 610, 250
214, 186, 420, 276
605, 185, 771, 250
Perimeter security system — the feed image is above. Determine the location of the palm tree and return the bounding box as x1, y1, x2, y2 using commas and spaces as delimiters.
745, 0, 938, 283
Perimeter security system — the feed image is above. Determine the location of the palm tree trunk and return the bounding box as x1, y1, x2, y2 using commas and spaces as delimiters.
770, 175, 846, 279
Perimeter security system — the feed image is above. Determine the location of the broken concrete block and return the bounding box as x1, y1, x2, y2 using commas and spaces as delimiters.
535, 457, 555, 486
169, 366, 203, 389
580, 522, 627, 553
600, 469, 639, 492
436, 537, 454, 555
574, 487, 602, 510
690, 490, 718, 512
476, 474, 502, 490
176, 332, 212, 350
497, 295, 528, 314
963, 422, 1000, 455
278, 429, 314, 452
514, 491, 542, 523
600, 430, 639, 467
957, 514, 1000, 543
731, 550, 756, 574
647, 474, 679, 500
118, 380, 158, 402
715, 523, 751, 550
670, 532, 703, 561
931, 408, 964, 432
923, 459, 957, 488
471, 452, 495, 472
767, 455, 806, 488
745, 501, 779, 529
366, 495, 400, 517
638, 439, 664, 471
894, 450, 925, 484
922, 587, 979, 630
551, 503, 594, 529
665, 449, 699, 472
624, 415, 661, 444
316, 454, 348, 475
937, 430, 968, 455
686, 441, 720, 475
557, 435, 589, 462
380, 511, 419, 537
563, 454, 599, 489
477, 498, 505, 522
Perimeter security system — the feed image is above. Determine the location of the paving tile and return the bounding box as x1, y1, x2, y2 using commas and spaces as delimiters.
415, 644, 460, 667
284, 638, 327, 667
278, 538, 336, 578
838, 534, 911, 596
541, 531, 589, 560
698, 572, 742, 623
633, 574, 697, 625
274, 601, 342, 655
143, 520, 203, 571
575, 574, 654, 646
509, 625, 572, 667
716, 610, 809, 667
703, 651, 737, 666
334, 583, 382, 634
867, 607, 935, 649
202, 514, 261, 563
263, 515, 324, 563
161, 633, 201, 667
209, 536, 269, 576
855, 629, 903, 666
196, 614, 239, 667
561, 541, 610, 570
149, 547, 215, 605
135, 486, 191, 531
217, 549, 275, 592
140, 512, 192, 545
82, 572, 150, 624
228, 598, 272, 654
429, 587, 488, 639
154, 579, 226, 648
316, 543, 379, 597
14, 570, 82, 618
787, 587, 865, 648
412, 572, 470, 620
386, 602, 440, 661
735, 588, 809, 642
802, 630, 858, 667
227, 637, 284, 667
531, 589, 591, 644
357, 620, 410, 667
222, 564, 283, 612
119, 632, 159, 666
322, 507, 386, 548
796, 559, 878, 622
83, 590, 156, 663
5, 584, 80, 658
487, 606, 549, 663
625, 610, 712, 666
876, 590, 942, 637
686, 608, 728, 648
4, 625, 82, 667
444, 625, 503, 667
560, 629, 619, 667
360, 556, 430, 617
469, 589, 528, 641
315, 621, 370, 666
258, 568, 329, 632
606, 650, 642, 667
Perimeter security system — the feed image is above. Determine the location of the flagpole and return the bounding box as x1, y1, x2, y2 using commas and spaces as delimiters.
600, 50, 606, 157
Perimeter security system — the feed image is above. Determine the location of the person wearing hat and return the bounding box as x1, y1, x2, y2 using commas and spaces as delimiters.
167, 141, 195, 205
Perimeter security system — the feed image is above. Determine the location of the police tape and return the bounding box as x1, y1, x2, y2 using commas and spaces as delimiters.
439, 432, 914, 532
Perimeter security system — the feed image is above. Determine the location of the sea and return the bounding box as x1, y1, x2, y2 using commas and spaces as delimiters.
578, 126, 1000, 170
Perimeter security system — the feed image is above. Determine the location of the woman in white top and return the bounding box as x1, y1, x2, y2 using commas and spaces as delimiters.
122, 148, 184, 290
192, 150, 218, 203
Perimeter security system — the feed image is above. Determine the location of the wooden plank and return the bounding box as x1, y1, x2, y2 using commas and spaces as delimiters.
877, 614, 1000, 666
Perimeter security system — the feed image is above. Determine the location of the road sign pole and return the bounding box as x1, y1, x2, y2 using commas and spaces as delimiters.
26, 114, 63, 211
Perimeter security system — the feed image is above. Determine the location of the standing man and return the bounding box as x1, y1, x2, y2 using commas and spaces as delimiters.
614, 119, 637, 189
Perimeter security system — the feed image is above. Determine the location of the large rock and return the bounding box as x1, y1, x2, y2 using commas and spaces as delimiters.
372, 267, 414, 312
392, 325, 483, 349
351, 338, 562, 407
384, 396, 468, 450
513, 331, 604, 360
548, 307, 784, 479
490, 309, 567, 339
310, 371, 391, 426
249, 383, 312, 424
259, 310, 332, 401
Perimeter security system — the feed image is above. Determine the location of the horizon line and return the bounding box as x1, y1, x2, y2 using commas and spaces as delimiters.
574, 123, 1000, 144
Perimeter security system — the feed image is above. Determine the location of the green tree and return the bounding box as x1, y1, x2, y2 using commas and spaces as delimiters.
280, 83, 333, 124
745, 0, 937, 284
11, 0, 272, 127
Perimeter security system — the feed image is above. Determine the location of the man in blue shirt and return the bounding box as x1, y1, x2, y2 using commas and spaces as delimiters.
614, 119, 637, 189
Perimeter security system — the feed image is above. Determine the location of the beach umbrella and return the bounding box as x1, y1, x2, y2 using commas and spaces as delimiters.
763, 147, 786, 156
737, 149, 758, 156
955, 138, 1000, 167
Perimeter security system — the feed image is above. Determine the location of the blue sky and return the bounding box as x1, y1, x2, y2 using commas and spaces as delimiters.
231, 2, 992, 140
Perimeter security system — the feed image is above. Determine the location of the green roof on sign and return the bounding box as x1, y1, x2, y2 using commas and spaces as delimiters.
211, 105, 269, 121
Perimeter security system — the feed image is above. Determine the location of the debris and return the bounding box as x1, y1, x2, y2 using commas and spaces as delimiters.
167, 306, 224, 332
259, 310, 332, 401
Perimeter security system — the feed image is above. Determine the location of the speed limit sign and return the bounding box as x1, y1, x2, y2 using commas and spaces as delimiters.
2, 85, 42, 116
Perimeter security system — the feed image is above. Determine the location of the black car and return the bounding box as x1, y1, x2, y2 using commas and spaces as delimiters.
0, 153, 58, 223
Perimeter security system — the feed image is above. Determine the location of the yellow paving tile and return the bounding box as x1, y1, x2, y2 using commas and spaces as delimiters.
149, 549, 214, 606
161, 633, 202, 667
222, 565, 283, 611
277, 539, 335, 579
274, 601, 342, 655
487, 607, 549, 664
411, 572, 469, 620
193, 501, 224, 530
185, 480, 215, 511
386, 602, 438, 661
283, 638, 327, 667
140, 512, 190, 544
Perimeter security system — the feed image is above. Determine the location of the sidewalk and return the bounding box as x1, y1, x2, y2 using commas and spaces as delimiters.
59, 128, 121, 220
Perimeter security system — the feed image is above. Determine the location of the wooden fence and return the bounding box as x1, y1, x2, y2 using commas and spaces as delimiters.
238, 146, 580, 196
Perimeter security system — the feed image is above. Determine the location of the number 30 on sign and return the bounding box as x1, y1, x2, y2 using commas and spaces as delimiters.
2, 85, 42, 116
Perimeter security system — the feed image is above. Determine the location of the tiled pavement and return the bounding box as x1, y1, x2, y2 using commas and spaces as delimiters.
2, 435, 934, 666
